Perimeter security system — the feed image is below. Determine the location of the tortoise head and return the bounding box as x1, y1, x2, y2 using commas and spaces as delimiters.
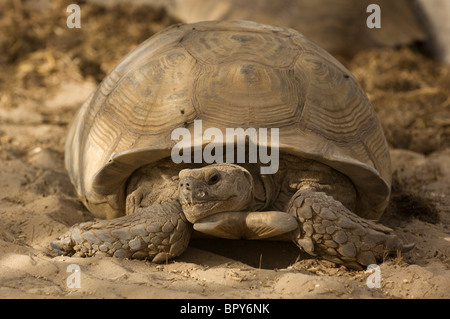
178, 162, 298, 240
178, 163, 254, 223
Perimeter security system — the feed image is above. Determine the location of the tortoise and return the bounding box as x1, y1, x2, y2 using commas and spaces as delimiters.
52, 20, 413, 269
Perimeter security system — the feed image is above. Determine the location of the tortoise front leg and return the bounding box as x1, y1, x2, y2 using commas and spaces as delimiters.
51, 201, 192, 263
288, 188, 414, 270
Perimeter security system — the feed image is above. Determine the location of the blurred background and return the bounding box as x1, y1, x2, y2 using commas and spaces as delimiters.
1, 0, 448, 151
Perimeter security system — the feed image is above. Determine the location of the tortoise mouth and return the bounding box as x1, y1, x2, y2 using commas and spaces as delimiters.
181, 200, 225, 223
192, 211, 298, 240
180, 195, 238, 223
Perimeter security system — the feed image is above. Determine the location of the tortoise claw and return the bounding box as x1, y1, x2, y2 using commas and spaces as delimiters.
401, 242, 416, 253
288, 189, 415, 269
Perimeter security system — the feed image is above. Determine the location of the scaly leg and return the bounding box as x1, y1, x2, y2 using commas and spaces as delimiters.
288, 188, 414, 269
51, 201, 192, 263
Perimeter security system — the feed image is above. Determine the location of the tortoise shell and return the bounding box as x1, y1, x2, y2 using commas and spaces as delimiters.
65, 20, 391, 220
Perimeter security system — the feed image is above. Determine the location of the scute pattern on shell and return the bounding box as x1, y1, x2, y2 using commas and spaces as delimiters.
65, 20, 391, 221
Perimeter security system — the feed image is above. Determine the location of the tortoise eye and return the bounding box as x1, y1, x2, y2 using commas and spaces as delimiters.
207, 174, 220, 185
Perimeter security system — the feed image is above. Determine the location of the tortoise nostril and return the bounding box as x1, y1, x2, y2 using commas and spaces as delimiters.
186, 183, 190, 187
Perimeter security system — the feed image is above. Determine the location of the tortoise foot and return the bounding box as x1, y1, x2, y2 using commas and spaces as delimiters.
288, 189, 414, 270
51, 201, 192, 263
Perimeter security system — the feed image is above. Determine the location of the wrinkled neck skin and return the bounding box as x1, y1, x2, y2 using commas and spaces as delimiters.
125, 160, 273, 221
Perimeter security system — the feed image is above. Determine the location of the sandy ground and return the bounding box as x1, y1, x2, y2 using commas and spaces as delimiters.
0, 1, 449, 299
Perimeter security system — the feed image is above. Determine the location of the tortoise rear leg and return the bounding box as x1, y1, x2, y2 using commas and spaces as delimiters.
288, 188, 414, 270
51, 201, 192, 263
